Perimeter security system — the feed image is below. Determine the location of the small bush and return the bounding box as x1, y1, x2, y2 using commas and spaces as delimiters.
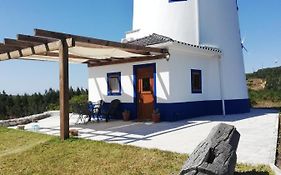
47, 103, 60, 111
69, 94, 88, 112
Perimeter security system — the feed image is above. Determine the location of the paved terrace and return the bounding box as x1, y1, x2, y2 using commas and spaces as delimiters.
19, 109, 279, 165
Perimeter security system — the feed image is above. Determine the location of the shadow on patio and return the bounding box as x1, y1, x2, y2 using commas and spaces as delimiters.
70, 119, 209, 144
34, 108, 277, 145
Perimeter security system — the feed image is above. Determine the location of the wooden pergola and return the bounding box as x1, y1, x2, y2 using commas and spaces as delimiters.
0, 29, 169, 140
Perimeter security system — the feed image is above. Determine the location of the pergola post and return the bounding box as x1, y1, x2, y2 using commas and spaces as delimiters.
59, 39, 69, 140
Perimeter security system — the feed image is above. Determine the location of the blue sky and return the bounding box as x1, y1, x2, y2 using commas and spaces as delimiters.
0, 0, 280, 94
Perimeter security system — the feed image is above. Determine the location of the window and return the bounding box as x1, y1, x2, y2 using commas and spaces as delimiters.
142, 78, 151, 92
107, 72, 121, 96
169, 0, 187, 2
191, 69, 202, 93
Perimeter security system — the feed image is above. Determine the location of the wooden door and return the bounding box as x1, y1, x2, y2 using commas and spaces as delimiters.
136, 66, 154, 121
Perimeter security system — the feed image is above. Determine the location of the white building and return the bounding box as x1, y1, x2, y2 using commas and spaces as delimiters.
88, 0, 250, 121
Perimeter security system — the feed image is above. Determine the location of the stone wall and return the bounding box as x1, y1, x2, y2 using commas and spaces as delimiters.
0, 112, 51, 127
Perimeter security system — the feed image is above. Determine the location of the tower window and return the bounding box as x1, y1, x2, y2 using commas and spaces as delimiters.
191, 69, 202, 94
107, 72, 121, 96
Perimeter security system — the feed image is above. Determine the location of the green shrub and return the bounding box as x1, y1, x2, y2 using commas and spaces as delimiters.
47, 103, 60, 111
249, 89, 281, 102
69, 94, 88, 112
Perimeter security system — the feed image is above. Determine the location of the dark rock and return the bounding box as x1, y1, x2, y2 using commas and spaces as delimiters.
69, 129, 79, 136
17, 125, 25, 130
180, 123, 240, 175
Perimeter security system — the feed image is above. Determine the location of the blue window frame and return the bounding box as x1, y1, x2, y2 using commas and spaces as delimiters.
107, 72, 121, 96
169, 0, 187, 2
191, 69, 202, 94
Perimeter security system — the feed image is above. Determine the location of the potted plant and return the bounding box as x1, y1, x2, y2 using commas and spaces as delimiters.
122, 110, 130, 121
152, 109, 160, 123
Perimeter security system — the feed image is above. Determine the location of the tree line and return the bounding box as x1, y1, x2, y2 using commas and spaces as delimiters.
0, 87, 88, 120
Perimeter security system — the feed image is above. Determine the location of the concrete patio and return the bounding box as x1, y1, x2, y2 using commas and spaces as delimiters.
20, 109, 279, 165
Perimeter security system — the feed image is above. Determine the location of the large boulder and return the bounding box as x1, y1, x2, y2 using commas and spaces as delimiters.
180, 123, 240, 175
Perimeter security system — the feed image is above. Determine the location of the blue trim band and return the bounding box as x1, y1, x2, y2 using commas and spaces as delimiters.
107, 98, 250, 121
157, 100, 223, 121
102, 102, 135, 120
225, 99, 250, 114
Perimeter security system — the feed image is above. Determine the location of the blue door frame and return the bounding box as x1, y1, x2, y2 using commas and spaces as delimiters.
133, 63, 157, 119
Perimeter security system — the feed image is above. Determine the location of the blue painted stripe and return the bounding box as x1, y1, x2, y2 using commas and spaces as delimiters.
157, 100, 223, 121
102, 102, 136, 120
106, 99, 250, 121
225, 99, 250, 114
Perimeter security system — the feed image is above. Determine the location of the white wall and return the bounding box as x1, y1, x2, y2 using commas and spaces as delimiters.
88, 44, 221, 104
88, 63, 135, 103
158, 44, 221, 103
199, 0, 248, 100
131, 0, 199, 44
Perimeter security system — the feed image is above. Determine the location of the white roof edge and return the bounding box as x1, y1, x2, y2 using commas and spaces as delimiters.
147, 41, 222, 58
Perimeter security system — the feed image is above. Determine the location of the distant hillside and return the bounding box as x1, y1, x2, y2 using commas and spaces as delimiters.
246, 66, 281, 108
247, 66, 281, 91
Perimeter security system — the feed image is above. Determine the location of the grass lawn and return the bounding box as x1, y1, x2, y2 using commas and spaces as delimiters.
0, 127, 275, 175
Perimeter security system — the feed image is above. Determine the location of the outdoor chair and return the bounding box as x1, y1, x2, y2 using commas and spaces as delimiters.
87, 101, 94, 123
75, 103, 91, 124
101, 99, 120, 122
91, 100, 104, 122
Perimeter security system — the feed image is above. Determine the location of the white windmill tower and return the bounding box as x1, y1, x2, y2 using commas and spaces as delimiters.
126, 0, 249, 114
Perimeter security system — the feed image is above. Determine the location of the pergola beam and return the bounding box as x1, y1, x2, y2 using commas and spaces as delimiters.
34, 29, 168, 54
4, 38, 40, 47
0, 43, 20, 54
33, 52, 98, 63
0, 38, 74, 60
4, 39, 40, 57
0, 43, 23, 50
88, 54, 169, 67
0, 42, 37, 56
111, 57, 125, 60
74, 41, 152, 55
38, 52, 92, 60
17, 34, 58, 44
